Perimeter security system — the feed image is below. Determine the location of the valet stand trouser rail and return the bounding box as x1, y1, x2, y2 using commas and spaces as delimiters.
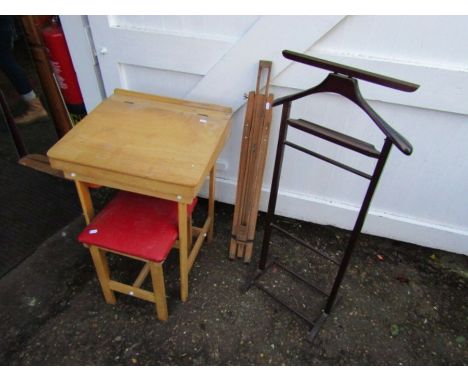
74, 165, 216, 316
246, 50, 418, 343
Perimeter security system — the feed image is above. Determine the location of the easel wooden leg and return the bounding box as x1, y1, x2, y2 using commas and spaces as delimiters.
178, 202, 189, 302
89, 246, 116, 304
207, 165, 216, 243
150, 262, 168, 321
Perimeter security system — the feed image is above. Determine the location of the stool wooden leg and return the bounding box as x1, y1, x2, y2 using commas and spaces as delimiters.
178, 202, 189, 302
207, 165, 216, 242
150, 262, 168, 321
89, 246, 116, 304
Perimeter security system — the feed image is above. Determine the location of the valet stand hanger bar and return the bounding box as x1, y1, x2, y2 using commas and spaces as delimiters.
281, 50, 419, 93
274, 51, 419, 156
245, 50, 418, 343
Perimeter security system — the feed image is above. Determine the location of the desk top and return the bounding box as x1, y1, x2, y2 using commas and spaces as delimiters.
48, 89, 232, 202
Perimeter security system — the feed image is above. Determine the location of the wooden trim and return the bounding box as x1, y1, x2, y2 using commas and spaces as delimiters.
173, 226, 203, 249
282, 50, 419, 92
51, 159, 196, 203
99, 247, 148, 263
108, 280, 156, 303
178, 202, 189, 302
114, 88, 232, 114
229, 92, 256, 259
89, 246, 116, 304
18, 154, 65, 178
188, 217, 210, 273
237, 93, 267, 249
89, 247, 168, 320
244, 92, 274, 263
207, 165, 216, 242
192, 227, 203, 236
230, 61, 274, 262
132, 263, 150, 288
150, 263, 168, 321
188, 215, 193, 251
75, 181, 94, 224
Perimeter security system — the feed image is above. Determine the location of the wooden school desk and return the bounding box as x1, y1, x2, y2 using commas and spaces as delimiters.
48, 89, 232, 302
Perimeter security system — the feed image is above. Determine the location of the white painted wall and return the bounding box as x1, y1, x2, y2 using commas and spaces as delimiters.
59, 15, 106, 112
60, 15, 468, 255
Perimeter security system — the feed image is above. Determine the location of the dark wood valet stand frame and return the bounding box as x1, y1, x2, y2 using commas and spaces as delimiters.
245, 50, 419, 342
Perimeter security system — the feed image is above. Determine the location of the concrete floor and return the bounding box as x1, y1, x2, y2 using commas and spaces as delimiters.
0, 197, 466, 365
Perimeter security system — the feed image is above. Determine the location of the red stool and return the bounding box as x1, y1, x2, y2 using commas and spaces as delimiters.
78, 191, 197, 321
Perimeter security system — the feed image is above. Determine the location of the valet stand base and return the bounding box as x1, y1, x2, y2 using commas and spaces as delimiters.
243, 258, 343, 343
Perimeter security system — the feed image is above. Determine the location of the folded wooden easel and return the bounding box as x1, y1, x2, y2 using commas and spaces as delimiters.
229, 60, 273, 263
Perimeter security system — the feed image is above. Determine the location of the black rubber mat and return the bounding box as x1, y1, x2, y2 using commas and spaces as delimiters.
0, 159, 81, 277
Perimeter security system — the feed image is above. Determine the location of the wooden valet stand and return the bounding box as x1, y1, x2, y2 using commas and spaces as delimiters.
245, 50, 419, 342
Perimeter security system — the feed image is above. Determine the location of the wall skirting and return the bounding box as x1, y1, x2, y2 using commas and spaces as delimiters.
199, 177, 468, 256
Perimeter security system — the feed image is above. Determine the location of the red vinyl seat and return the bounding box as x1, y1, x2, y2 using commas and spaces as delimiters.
78, 191, 197, 263
78, 191, 197, 321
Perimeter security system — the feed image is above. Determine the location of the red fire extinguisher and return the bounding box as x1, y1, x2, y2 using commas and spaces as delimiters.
42, 16, 86, 122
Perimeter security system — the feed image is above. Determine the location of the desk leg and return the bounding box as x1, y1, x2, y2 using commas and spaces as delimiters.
75, 181, 95, 224
178, 201, 189, 302
188, 212, 193, 251
208, 165, 216, 242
